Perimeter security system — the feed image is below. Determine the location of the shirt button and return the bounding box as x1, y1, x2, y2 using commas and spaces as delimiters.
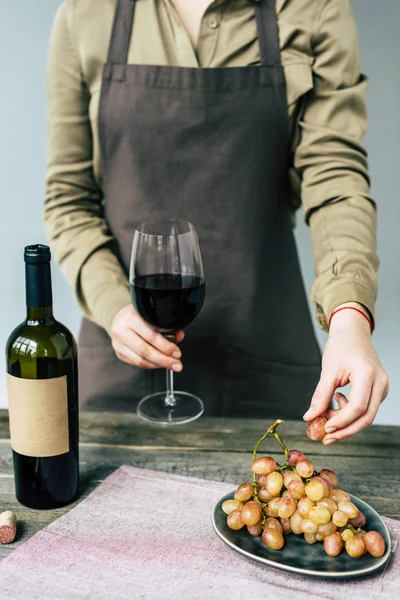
208, 18, 219, 29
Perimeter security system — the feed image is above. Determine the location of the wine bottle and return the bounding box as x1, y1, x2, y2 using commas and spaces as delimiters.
6, 245, 79, 509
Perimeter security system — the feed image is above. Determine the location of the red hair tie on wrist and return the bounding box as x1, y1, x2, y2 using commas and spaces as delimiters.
328, 307, 374, 334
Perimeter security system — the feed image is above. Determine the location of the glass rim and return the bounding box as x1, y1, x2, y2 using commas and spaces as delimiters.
135, 219, 195, 237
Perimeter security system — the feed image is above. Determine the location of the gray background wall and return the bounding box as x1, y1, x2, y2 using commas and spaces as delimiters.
1, 1, 399, 423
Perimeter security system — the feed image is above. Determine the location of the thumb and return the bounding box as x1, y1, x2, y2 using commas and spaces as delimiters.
303, 370, 337, 421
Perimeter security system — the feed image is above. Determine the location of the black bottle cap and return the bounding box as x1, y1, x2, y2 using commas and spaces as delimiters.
24, 245, 51, 265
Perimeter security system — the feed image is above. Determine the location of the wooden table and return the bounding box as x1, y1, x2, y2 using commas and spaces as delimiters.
0, 410, 399, 558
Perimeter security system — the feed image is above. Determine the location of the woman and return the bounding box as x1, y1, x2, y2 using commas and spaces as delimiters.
45, 0, 388, 442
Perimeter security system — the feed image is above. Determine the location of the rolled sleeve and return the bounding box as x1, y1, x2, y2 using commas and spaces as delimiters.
44, 1, 130, 334
294, 0, 379, 330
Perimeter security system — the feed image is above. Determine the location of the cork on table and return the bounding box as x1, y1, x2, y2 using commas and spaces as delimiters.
0, 410, 398, 558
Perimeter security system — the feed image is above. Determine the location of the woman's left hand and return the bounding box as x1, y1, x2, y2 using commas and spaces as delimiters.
303, 303, 389, 444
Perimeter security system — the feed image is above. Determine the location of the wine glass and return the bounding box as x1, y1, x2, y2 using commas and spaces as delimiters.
129, 220, 206, 425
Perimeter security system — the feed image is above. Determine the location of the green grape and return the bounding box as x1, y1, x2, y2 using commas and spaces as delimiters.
316, 533, 324, 541
222, 499, 243, 515
296, 460, 314, 479
251, 457, 278, 475
241, 501, 262, 527
304, 533, 318, 544
305, 478, 326, 502
262, 528, 284, 550
332, 510, 348, 527
234, 482, 254, 502
301, 519, 318, 535
324, 532, 343, 557
308, 505, 331, 525
341, 529, 354, 542
266, 471, 284, 497
227, 509, 245, 530
364, 531, 386, 558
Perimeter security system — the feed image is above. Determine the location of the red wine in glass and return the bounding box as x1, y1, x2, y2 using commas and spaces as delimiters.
130, 220, 205, 425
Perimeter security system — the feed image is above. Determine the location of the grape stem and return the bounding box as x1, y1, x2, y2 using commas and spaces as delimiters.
252, 419, 287, 504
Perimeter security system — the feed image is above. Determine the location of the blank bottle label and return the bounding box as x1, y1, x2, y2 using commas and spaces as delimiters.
7, 374, 69, 457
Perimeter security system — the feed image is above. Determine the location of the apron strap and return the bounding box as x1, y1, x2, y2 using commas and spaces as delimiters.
106, 0, 280, 68
106, 0, 136, 65
254, 0, 281, 68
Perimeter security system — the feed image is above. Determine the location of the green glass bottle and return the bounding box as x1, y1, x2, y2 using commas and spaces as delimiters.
6, 245, 79, 509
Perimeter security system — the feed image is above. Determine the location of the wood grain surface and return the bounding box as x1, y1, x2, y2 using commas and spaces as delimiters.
0, 410, 398, 558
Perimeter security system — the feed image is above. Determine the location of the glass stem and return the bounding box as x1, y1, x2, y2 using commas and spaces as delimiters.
165, 368, 176, 407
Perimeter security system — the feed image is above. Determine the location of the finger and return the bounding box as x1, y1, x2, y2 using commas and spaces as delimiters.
303, 370, 338, 421
324, 367, 374, 434
114, 343, 159, 369
323, 380, 387, 443
324, 392, 348, 419
123, 331, 183, 371
132, 317, 183, 358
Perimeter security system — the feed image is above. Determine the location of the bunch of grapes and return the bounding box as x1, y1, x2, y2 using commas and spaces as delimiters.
223, 419, 386, 559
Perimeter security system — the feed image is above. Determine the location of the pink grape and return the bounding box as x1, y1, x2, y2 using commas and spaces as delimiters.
306, 416, 328, 441
258, 487, 273, 502
280, 517, 293, 535
241, 501, 262, 527
324, 532, 343, 557
251, 457, 278, 475
287, 479, 305, 500
234, 482, 254, 502
298, 497, 315, 519
319, 469, 339, 490
263, 517, 283, 533
348, 511, 366, 528
316, 497, 338, 515
345, 535, 365, 558
247, 521, 263, 537
364, 531, 386, 558
278, 496, 297, 519
296, 460, 314, 479
288, 450, 307, 466
227, 509, 245, 530
262, 529, 285, 550
304, 533, 318, 544
318, 521, 337, 538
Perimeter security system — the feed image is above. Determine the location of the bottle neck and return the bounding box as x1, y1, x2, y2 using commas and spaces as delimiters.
25, 262, 54, 322
27, 306, 54, 321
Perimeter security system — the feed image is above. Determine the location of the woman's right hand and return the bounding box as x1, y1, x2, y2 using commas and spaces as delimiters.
111, 305, 184, 371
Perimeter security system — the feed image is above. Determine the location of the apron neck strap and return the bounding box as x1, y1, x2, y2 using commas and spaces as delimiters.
106, 0, 136, 65
254, 0, 281, 68
106, 0, 281, 68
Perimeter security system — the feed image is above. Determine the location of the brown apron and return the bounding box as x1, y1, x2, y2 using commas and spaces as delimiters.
79, 0, 322, 418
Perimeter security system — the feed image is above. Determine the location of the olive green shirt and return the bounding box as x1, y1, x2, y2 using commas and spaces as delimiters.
45, 0, 378, 335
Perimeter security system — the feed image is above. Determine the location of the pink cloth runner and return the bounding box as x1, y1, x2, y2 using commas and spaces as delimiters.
0, 466, 398, 600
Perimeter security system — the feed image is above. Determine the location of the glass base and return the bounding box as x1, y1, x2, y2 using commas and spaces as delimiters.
136, 391, 204, 425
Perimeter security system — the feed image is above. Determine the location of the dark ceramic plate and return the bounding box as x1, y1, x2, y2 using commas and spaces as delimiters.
212, 491, 392, 578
